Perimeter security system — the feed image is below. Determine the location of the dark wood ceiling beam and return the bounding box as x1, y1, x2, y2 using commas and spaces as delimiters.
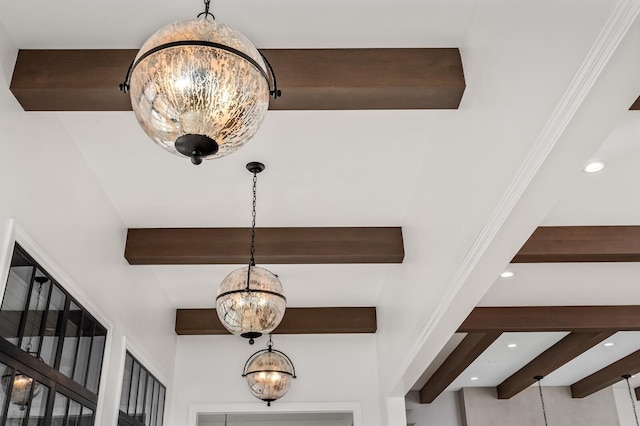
10, 48, 465, 111
459, 306, 640, 333
571, 349, 640, 398
419, 332, 501, 404
497, 331, 615, 399
125, 227, 404, 265
512, 226, 640, 263
631, 96, 640, 110
635, 386, 640, 401
175, 307, 377, 335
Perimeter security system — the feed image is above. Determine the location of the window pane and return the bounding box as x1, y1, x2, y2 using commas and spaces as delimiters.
150, 381, 159, 426
79, 406, 93, 426
156, 387, 165, 426
41, 284, 66, 367
73, 314, 94, 386
119, 354, 133, 413
127, 362, 140, 416
86, 325, 106, 394
0, 362, 14, 423
5, 371, 45, 425
60, 302, 81, 377
0, 250, 34, 345
25, 380, 49, 426
21, 273, 51, 357
67, 400, 81, 426
135, 369, 147, 420
51, 393, 68, 426
144, 377, 154, 425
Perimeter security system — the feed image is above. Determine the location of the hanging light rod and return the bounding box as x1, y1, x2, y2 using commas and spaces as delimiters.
534, 376, 549, 426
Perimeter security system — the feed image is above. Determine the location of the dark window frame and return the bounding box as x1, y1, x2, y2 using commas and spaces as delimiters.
0, 243, 107, 426
118, 352, 165, 426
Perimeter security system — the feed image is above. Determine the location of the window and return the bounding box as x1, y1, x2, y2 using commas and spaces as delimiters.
118, 352, 165, 426
0, 244, 107, 426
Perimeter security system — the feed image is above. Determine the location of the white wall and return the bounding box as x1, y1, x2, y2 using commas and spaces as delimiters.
168, 334, 381, 426
0, 23, 178, 426
406, 391, 462, 426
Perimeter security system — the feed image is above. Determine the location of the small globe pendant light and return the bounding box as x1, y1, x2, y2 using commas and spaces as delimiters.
242, 335, 297, 406
216, 162, 286, 344
120, 1, 281, 165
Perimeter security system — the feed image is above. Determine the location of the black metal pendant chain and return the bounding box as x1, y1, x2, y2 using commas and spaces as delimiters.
244, 162, 264, 292
535, 376, 548, 426
250, 170, 258, 267
624, 375, 640, 426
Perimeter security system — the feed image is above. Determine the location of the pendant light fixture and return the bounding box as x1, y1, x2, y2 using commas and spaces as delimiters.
120, 0, 281, 165
216, 162, 286, 344
622, 375, 640, 426
242, 335, 296, 406
534, 376, 548, 426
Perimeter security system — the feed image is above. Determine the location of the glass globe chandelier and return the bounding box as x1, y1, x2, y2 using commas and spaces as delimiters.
242, 335, 296, 406
0, 276, 47, 410
0, 371, 40, 411
120, 0, 281, 165
216, 162, 286, 344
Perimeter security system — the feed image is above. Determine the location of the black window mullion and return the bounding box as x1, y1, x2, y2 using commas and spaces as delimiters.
82, 322, 95, 388
138, 367, 148, 421
127, 361, 139, 415
36, 279, 55, 360
62, 395, 70, 426
16, 266, 37, 348
53, 297, 70, 371
43, 382, 56, 426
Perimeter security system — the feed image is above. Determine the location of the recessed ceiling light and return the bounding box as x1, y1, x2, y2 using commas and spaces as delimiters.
500, 271, 515, 278
470, 377, 479, 381
583, 161, 605, 173
507, 343, 518, 348
603, 342, 614, 347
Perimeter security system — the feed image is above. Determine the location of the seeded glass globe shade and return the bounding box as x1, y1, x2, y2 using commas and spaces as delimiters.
128, 18, 270, 165
216, 266, 286, 342
1, 371, 41, 410
243, 349, 295, 406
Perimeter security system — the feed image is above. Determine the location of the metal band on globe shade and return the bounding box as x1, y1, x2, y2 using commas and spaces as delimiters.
216, 266, 286, 343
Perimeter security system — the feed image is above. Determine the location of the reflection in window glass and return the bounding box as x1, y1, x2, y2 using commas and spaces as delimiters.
73, 313, 94, 386
0, 362, 13, 422
144, 376, 154, 425
0, 250, 33, 345
79, 406, 93, 426
135, 369, 147, 420
5, 371, 45, 425
119, 354, 133, 413
25, 380, 49, 426
41, 285, 66, 367
150, 381, 159, 426
127, 363, 140, 416
51, 392, 69, 426
20, 273, 51, 357
60, 301, 81, 378
67, 399, 81, 426
156, 387, 165, 426
86, 325, 106, 394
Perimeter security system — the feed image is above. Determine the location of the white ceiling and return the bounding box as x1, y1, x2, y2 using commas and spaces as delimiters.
1, 0, 639, 401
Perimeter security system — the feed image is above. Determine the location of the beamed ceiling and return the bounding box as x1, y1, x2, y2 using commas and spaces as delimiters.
2, 0, 640, 412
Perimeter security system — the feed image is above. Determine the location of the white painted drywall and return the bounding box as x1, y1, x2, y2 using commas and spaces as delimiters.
168, 334, 381, 426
